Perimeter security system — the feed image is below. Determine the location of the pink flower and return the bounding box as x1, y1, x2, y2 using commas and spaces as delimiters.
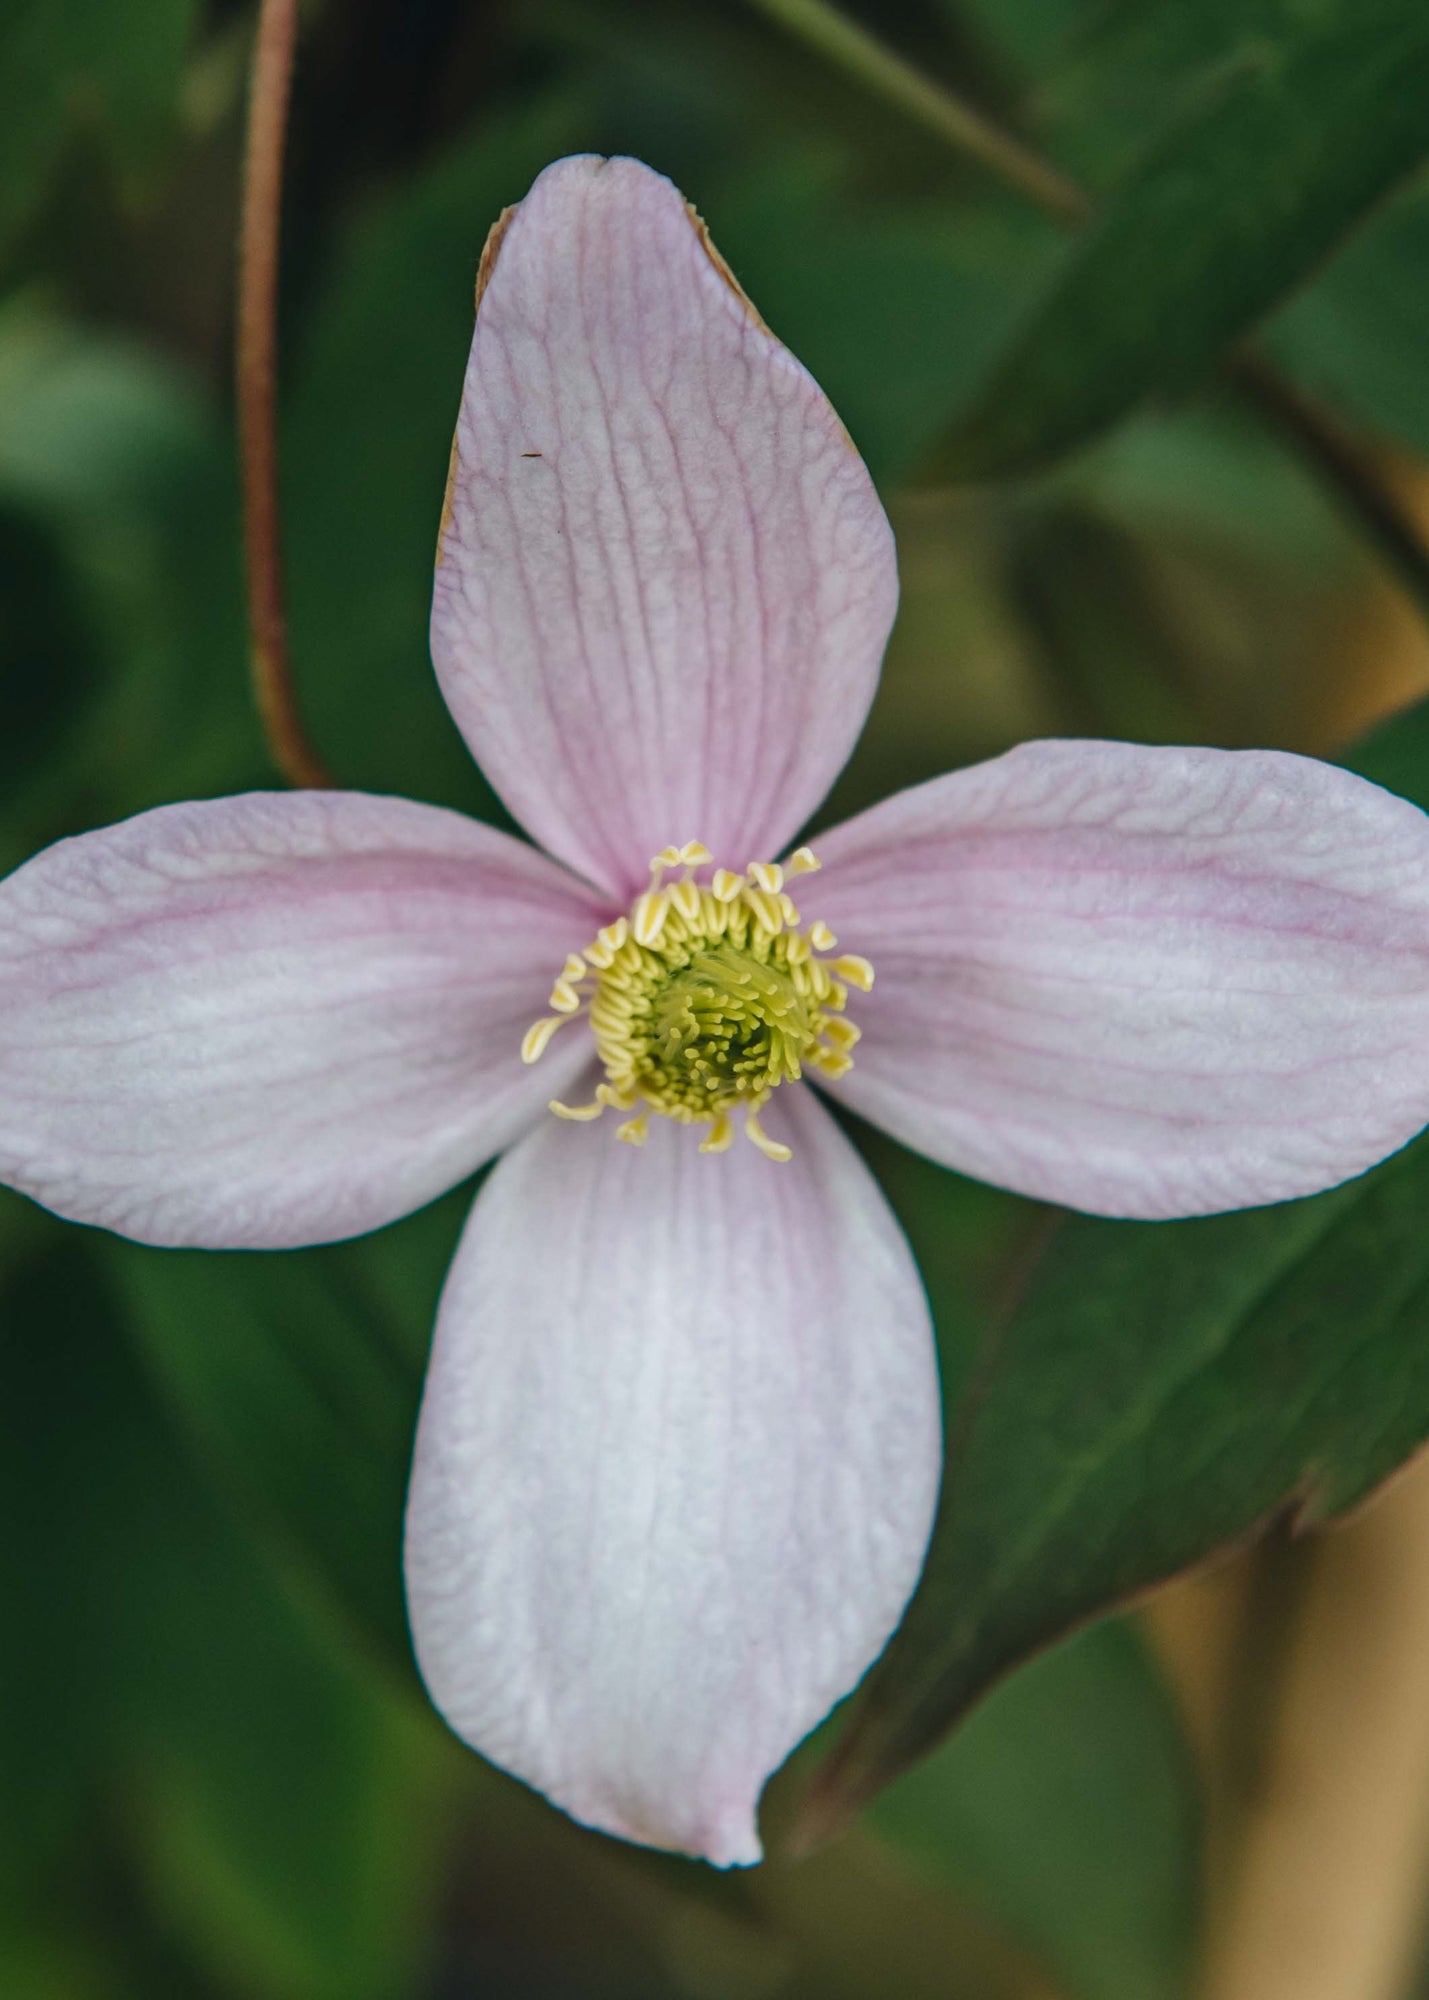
5, 155, 1429, 1865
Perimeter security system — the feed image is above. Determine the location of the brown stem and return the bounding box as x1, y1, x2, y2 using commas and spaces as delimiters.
237, 0, 331, 789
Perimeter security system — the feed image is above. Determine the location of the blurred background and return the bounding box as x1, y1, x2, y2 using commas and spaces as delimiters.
5, 1, 1429, 1996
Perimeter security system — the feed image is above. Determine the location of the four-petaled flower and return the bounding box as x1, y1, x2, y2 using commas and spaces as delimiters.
5, 156, 1429, 1865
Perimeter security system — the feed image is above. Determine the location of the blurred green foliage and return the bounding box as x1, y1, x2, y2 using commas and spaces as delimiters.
4, 1, 1429, 1996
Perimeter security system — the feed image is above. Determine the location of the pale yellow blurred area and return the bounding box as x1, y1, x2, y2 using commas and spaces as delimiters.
1142, 462, 1429, 2000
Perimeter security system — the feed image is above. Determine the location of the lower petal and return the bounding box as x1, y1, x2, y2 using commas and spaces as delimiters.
403, 1088, 940, 1864
0, 792, 609, 1247
810, 741, 1429, 1219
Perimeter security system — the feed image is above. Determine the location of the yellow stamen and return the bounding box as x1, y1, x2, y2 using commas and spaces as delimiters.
521, 841, 873, 1162
633, 889, 669, 945
743, 885, 783, 932
833, 954, 875, 992
745, 1109, 792, 1163
521, 1016, 565, 1064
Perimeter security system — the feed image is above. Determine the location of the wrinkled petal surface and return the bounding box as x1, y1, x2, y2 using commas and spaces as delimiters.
431, 154, 898, 899
404, 1088, 939, 1864
809, 740, 1429, 1219
0, 792, 609, 1247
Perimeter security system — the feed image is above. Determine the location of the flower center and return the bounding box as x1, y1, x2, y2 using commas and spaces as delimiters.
521, 842, 872, 1160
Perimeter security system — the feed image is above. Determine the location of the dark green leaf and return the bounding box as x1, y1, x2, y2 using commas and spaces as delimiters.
939, 2, 1429, 477
873, 1622, 1198, 2000
802, 693, 1429, 1834
0, 503, 99, 789
107, 1189, 469, 1669
0, 0, 196, 257
1268, 177, 1429, 461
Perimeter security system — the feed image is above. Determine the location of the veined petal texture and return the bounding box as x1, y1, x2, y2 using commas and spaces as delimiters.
812, 740, 1429, 1218
0, 792, 609, 1247
404, 1088, 940, 1863
431, 154, 898, 899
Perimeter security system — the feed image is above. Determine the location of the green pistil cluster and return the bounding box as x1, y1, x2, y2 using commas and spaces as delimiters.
629, 939, 816, 1117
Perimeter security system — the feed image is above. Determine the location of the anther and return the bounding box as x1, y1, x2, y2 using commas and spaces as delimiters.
550, 1098, 605, 1121
807, 920, 837, 952
787, 846, 821, 875
521, 1016, 565, 1064
711, 868, 743, 903
633, 890, 670, 945
833, 955, 875, 992
548, 979, 583, 1013
822, 1017, 861, 1051
699, 1114, 734, 1154
747, 861, 783, 894
616, 1114, 649, 1147
745, 1109, 792, 1163
597, 917, 630, 953
678, 841, 712, 866
743, 886, 783, 932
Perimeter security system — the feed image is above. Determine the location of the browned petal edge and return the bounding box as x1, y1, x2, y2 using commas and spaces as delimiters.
684, 199, 775, 338
685, 199, 859, 457
436, 203, 519, 568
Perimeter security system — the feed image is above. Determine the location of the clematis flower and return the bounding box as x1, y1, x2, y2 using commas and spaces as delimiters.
5, 155, 1429, 1867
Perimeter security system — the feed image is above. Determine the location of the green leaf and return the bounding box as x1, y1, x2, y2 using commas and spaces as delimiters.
939, 1, 1429, 478
0, 0, 196, 257
107, 1189, 470, 1669
0, 502, 100, 790
1268, 177, 1429, 460
0, 1223, 455, 2000
873, 1622, 1198, 2000
801, 693, 1429, 1837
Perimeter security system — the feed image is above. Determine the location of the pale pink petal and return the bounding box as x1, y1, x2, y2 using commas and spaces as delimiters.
807, 740, 1429, 1219
403, 1088, 939, 1864
431, 154, 897, 900
0, 792, 610, 1248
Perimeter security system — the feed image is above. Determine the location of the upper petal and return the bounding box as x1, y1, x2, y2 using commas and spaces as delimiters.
0, 792, 609, 1248
403, 1088, 940, 1864
431, 154, 898, 900
808, 740, 1429, 1219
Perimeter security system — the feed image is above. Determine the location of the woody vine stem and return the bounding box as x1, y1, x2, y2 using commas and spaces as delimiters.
237, 0, 331, 788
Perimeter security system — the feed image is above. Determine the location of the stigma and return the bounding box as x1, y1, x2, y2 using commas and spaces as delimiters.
521, 842, 873, 1162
